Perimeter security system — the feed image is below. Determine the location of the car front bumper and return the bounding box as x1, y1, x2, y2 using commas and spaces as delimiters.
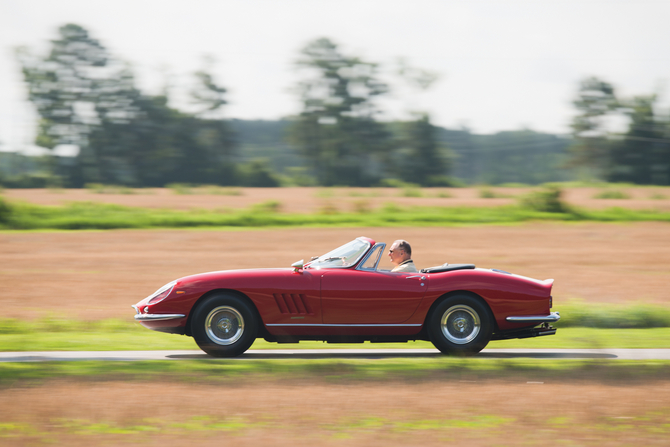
132, 305, 185, 321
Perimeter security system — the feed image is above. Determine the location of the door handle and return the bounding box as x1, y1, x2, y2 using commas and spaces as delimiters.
406, 275, 426, 280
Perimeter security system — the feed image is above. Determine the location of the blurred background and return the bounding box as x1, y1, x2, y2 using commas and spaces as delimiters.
1, 0, 669, 188
1, 4, 670, 444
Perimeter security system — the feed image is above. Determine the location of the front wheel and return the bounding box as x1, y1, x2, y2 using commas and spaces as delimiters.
428, 295, 493, 355
191, 293, 258, 357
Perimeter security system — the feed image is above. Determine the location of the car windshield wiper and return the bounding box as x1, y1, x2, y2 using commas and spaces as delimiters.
323, 256, 345, 262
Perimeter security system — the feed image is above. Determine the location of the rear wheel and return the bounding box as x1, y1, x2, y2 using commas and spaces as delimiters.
191, 293, 258, 357
428, 295, 493, 355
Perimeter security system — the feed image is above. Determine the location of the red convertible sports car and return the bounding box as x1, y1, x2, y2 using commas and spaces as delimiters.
132, 237, 559, 357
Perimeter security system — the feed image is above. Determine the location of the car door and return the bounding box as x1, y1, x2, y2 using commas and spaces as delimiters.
261, 269, 323, 325
320, 269, 428, 324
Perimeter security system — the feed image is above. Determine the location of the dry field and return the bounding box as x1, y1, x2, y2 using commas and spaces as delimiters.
1, 223, 669, 320
2, 189, 670, 446
0, 381, 668, 446
4, 186, 670, 212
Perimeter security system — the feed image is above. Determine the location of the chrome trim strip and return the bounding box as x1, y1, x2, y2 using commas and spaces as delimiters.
266, 323, 422, 327
131, 305, 139, 315
506, 312, 560, 323
134, 313, 186, 321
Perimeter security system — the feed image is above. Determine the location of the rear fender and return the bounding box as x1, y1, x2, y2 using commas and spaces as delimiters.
424, 290, 498, 333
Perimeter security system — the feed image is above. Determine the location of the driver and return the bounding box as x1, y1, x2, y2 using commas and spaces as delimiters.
388, 240, 418, 272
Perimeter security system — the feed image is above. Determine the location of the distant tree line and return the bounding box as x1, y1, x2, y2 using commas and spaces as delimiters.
15, 24, 240, 188
230, 120, 572, 186
569, 77, 670, 185
4, 24, 668, 188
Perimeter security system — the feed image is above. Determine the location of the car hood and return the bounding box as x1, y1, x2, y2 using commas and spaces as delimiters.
175, 268, 295, 287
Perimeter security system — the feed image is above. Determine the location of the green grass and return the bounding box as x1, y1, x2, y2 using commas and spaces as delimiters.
2, 197, 670, 230
166, 183, 193, 194
2, 358, 670, 386
593, 189, 631, 199
1, 314, 670, 351
0, 328, 666, 352
555, 301, 670, 329
4, 413, 663, 438
85, 183, 139, 194
400, 186, 423, 197
2, 302, 670, 352
202, 185, 244, 195
2, 318, 670, 385
478, 187, 510, 199
2, 303, 670, 351
0, 412, 669, 443
0, 331, 197, 351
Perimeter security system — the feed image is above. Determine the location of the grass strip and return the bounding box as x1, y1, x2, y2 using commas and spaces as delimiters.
2, 358, 670, 386
1, 413, 669, 445
3, 302, 670, 352
2, 198, 670, 230
554, 301, 670, 329
0, 414, 518, 437
4, 302, 670, 336
1, 326, 670, 351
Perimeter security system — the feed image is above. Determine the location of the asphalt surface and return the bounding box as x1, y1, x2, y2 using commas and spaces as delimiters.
1, 348, 670, 362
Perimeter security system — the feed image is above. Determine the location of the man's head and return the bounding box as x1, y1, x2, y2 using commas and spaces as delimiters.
388, 239, 412, 266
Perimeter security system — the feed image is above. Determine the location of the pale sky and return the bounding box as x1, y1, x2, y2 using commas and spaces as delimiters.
1, 0, 669, 153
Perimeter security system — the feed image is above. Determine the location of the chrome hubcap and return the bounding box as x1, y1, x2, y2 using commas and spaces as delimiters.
205, 306, 244, 346
441, 304, 481, 345
217, 318, 233, 332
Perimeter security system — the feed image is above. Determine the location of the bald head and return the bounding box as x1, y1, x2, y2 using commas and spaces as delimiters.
388, 239, 412, 266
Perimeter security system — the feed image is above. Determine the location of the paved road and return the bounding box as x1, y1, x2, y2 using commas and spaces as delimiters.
1, 348, 670, 362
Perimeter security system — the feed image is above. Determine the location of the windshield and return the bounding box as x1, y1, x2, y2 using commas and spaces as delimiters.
306, 238, 371, 269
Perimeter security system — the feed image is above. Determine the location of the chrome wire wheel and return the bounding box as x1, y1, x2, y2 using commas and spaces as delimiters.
205, 306, 245, 346
440, 304, 481, 345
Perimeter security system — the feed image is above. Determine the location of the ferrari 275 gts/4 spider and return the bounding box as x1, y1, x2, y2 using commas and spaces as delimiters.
132, 237, 559, 357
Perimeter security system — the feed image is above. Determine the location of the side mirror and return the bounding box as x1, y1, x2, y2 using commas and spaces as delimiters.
291, 259, 304, 273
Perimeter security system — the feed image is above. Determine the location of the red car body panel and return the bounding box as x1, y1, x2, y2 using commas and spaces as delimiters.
320, 269, 427, 324
134, 237, 556, 342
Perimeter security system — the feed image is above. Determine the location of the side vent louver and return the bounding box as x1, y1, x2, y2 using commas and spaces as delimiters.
274, 293, 313, 315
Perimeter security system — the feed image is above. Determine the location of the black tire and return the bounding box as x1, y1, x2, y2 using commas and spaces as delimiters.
190, 293, 258, 357
428, 294, 493, 355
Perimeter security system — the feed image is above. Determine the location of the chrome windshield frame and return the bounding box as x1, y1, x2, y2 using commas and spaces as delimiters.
305, 237, 372, 270
356, 242, 386, 272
